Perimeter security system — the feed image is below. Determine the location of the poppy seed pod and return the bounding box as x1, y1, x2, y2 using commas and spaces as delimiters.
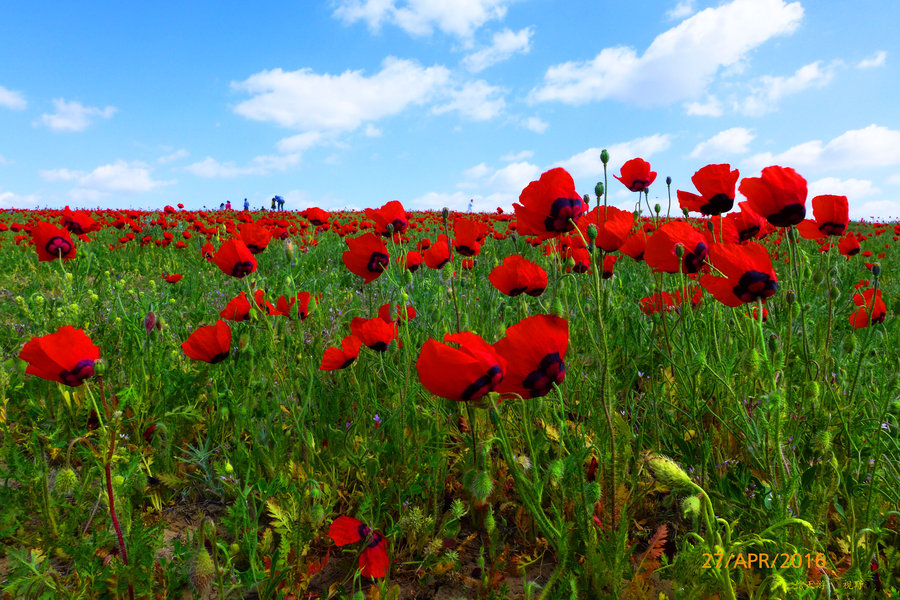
595, 181, 604, 199
442, 207, 450, 220
600, 149, 610, 164
654, 203, 661, 214
872, 262, 882, 277
587, 224, 598, 243
666, 176, 672, 186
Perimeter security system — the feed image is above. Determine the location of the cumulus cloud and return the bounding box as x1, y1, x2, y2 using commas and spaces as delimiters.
333, 0, 513, 40
232, 58, 450, 136
745, 124, 900, 172
432, 80, 505, 121
737, 60, 838, 116
689, 127, 755, 159
807, 177, 880, 201
0, 86, 27, 110
40, 160, 174, 195
529, 0, 803, 107
684, 95, 723, 117
857, 50, 886, 69
500, 150, 533, 162
556, 134, 672, 179
462, 26, 533, 72
455, 159, 541, 207
157, 149, 189, 164
667, 0, 696, 20
522, 116, 548, 133
184, 153, 303, 178
37, 99, 117, 132
0, 189, 39, 208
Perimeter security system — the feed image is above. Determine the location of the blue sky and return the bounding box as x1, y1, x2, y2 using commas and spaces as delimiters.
1, 0, 899, 219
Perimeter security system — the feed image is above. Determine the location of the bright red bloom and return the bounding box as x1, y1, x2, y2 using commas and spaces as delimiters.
738, 166, 807, 227
416, 332, 506, 403
839, 233, 861, 258
342, 233, 389, 283
849, 288, 886, 329
301, 207, 331, 226
164, 274, 183, 283
514, 168, 586, 241
253, 290, 277, 316
239, 222, 272, 254
328, 516, 390, 578
320, 336, 362, 370
424, 234, 452, 269
220, 292, 252, 321
644, 221, 708, 274
181, 320, 232, 364
378, 303, 416, 324
639, 287, 702, 315
19, 326, 100, 387
727, 202, 765, 242
213, 239, 257, 278
700, 242, 777, 307
365, 200, 408, 236
567, 247, 591, 273
677, 164, 739, 216
811, 194, 849, 236
493, 315, 568, 399
60, 207, 101, 234
404, 250, 423, 272
453, 218, 488, 257
488, 255, 547, 297
620, 230, 648, 261
602, 254, 618, 279
350, 317, 397, 352
31, 221, 76, 261
580, 206, 635, 252
274, 291, 315, 320
200, 242, 215, 261
614, 158, 657, 192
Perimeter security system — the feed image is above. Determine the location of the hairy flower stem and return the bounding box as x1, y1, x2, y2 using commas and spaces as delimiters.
105, 427, 134, 600
786, 228, 812, 377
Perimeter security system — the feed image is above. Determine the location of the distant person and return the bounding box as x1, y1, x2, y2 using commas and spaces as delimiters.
225, 200, 232, 210
243, 198, 250, 211
271, 197, 277, 210
277, 196, 285, 211
219, 203, 225, 210
468, 199, 474, 213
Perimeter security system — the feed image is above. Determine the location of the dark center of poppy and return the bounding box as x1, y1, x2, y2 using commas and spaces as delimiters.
572, 262, 589, 274
231, 261, 254, 278
700, 193, 734, 216
767, 203, 806, 228
526, 286, 545, 297
818, 221, 846, 236
455, 244, 477, 257
682, 242, 708, 274
461, 365, 503, 402
390, 218, 407, 234
59, 359, 95, 386
339, 357, 356, 369
522, 353, 565, 398
508, 286, 527, 297
738, 225, 760, 242
208, 351, 230, 364
733, 270, 778, 303
45, 236, 73, 258
246, 243, 265, 254
367, 252, 389, 273
367, 341, 389, 352
629, 179, 651, 192
543, 197, 583, 233
64, 220, 84, 234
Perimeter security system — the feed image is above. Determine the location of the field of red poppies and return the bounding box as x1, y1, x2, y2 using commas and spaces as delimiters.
1, 158, 898, 599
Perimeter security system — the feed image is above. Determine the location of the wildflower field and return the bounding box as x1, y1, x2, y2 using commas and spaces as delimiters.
1, 159, 898, 599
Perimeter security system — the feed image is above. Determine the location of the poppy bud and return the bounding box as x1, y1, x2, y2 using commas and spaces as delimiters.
812, 270, 825, 285
94, 358, 106, 376
549, 459, 564, 485
587, 224, 598, 243
55, 468, 78, 495
228, 543, 240, 557
551, 297, 565, 318
565, 256, 576, 270
472, 470, 493, 503
785, 290, 795, 304
842, 334, 857, 354
872, 262, 882, 277
813, 430, 832, 455
633, 209, 641, 220
310, 503, 325, 526
585, 481, 602, 504
654, 203, 661, 215
191, 548, 215, 593
767, 334, 779, 357
583, 193, 590, 208
144, 312, 157, 334
644, 453, 693, 489
595, 181, 604, 199
600, 149, 609, 165
681, 495, 701, 520
803, 381, 820, 402
285, 240, 295, 262
706, 220, 714, 232
828, 285, 840, 300
386, 223, 394, 234
666, 176, 672, 186
683, 208, 690, 218
674, 244, 685, 258
484, 506, 496, 534
742, 349, 760, 377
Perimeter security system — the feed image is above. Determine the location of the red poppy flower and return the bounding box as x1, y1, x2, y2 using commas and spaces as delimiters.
404, 250, 423, 272
220, 292, 252, 321
31, 221, 77, 261
181, 320, 232, 364
566, 247, 591, 273
213, 239, 257, 278
320, 335, 362, 370
514, 168, 586, 240
60, 207, 100, 234
200, 242, 215, 261
738, 165, 807, 227
424, 234, 452, 269
164, 274, 183, 283
328, 515, 390, 578
493, 315, 568, 399
19, 326, 100, 387
849, 288, 886, 329
839, 233, 861, 258
700, 242, 777, 307
639, 288, 703, 315
239, 222, 272, 254
580, 206, 634, 252
301, 207, 331, 226
416, 332, 506, 402
602, 254, 618, 279
614, 158, 657, 192
350, 317, 397, 352
727, 202, 765, 242
378, 303, 416, 324
274, 291, 315, 320
811, 195, 849, 236
677, 164, 739, 216
644, 221, 708, 274
620, 230, 648, 261
453, 218, 488, 257
488, 255, 547, 297
342, 233, 389, 283
365, 200, 408, 236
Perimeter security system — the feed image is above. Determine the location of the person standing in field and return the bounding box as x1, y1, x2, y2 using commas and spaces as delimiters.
277, 196, 285, 211
225, 200, 232, 210
271, 197, 277, 210
243, 198, 250, 211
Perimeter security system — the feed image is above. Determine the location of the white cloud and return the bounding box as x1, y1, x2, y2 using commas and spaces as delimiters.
0, 189, 39, 208
462, 26, 533, 72
500, 150, 533, 162
857, 50, 886, 69
157, 149, 189, 164
184, 153, 303, 178
530, 0, 803, 107
887, 174, 900, 186
856, 200, 900, 220
689, 127, 755, 158
410, 190, 478, 211
276, 132, 325, 154
667, 0, 696, 19
684, 95, 723, 116
432, 80, 505, 121
808, 177, 880, 200
233, 58, 450, 136
737, 60, 838, 116
37, 98, 117, 132
455, 160, 541, 207
463, 162, 492, 180
0, 86, 27, 110
745, 125, 900, 172
522, 116, 548, 133
333, 0, 513, 40
364, 124, 383, 137
40, 160, 174, 195
556, 134, 672, 179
